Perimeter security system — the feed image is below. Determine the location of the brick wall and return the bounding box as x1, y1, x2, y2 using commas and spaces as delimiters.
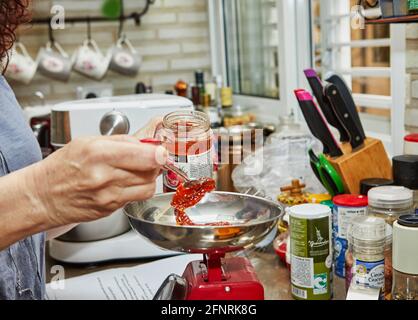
406, 23, 418, 133
9, 0, 211, 106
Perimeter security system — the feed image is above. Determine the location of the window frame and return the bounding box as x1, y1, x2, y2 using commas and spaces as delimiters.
208, 0, 311, 123
209, 0, 407, 155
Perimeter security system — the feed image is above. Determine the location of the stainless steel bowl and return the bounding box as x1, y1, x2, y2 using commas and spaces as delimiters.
124, 192, 283, 254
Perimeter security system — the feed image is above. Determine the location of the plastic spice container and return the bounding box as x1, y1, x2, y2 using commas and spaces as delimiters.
367, 186, 414, 299
392, 215, 418, 300
345, 216, 387, 297
161, 110, 213, 192
289, 204, 332, 300
332, 195, 368, 278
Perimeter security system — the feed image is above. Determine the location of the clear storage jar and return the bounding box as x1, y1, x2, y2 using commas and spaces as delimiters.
367, 186, 414, 299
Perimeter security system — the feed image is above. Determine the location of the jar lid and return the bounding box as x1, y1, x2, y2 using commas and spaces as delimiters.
398, 215, 418, 228
368, 186, 413, 207
360, 178, 393, 196
349, 216, 387, 242
393, 155, 418, 190
404, 134, 418, 143
308, 194, 332, 204
320, 200, 334, 209
333, 194, 368, 208
288, 204, 331, 220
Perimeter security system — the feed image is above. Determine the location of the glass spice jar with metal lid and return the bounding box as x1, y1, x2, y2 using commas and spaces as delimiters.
160, 110, 214, 192
367, 186, 414, 299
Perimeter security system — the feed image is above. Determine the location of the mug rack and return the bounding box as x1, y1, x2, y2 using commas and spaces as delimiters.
30, 0, 155, 33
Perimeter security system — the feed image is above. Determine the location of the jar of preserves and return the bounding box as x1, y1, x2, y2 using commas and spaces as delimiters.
161, 110, 213, 192
367, 186, 414, 299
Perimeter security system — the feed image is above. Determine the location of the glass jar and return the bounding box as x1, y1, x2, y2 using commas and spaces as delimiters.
161, 110, 213, 192
392, 215, 418, 300
344, 216, 387, 298
367, 186, 414, 299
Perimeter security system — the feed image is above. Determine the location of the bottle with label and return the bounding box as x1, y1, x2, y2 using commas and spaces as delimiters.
289, 204, 332, 300
367, 186, 414, 299
333, 195, 369, 278
201, 93, 221, 129
392, 215, 418, 300
161, 111, 213, 192
345, 216, 387, 298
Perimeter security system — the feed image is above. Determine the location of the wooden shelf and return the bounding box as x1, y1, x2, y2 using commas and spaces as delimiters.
366, 14, 418, 24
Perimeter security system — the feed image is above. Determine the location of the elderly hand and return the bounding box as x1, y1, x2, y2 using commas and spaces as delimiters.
32, 135, 167, 227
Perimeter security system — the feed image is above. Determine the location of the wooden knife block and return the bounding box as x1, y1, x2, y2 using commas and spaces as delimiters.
327, 138, 392, 194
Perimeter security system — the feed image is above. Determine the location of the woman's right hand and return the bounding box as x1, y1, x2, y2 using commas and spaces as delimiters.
31, 135, 167, 227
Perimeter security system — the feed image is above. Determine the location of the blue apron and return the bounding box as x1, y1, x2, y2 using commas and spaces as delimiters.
0, 76, 45, 300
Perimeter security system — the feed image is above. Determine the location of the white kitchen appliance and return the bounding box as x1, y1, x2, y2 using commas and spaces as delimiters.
49, 94, 193, 264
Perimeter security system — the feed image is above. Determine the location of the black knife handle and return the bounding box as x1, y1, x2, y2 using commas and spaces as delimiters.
325, 83, 365, 150
295, 90, 343, 158
304, 70, 350, 143
326, 74, 366, 139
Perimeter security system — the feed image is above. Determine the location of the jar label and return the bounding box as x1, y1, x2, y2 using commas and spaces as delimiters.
164, 149, 213, 190
353, 259, 385, 289
332, 205, 367, 278
290, 215, 332, 300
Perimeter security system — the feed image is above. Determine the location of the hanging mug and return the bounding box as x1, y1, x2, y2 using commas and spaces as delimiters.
37, 41, 72, 82
5, 42, 38, 84
108, 36, 141, 76
73, 39, 110, 80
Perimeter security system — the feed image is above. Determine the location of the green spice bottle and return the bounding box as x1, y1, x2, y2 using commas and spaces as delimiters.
289, 204, 333, 300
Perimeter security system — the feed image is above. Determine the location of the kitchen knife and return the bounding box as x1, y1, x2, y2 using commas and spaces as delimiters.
304, 69, 350, 143
324, 83, 365, 150
325, 74, 366, 139
294, 89, 343, 158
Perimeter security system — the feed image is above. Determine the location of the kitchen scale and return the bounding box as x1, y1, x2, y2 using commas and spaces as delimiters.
124, 191, 283, 300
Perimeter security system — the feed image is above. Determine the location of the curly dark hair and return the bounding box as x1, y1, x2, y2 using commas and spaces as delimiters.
0, 0, 31, 72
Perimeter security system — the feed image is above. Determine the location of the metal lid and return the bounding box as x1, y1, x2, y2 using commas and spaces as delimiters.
393, 155, 418, 190
398, 215, 418, 228
288, 204, 331, 220
333, 194, 368, 208
368, 186, 413, 208
360, 178, 393, 196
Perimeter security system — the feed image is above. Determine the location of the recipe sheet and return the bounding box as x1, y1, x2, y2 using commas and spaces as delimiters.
46, 255, 200, 300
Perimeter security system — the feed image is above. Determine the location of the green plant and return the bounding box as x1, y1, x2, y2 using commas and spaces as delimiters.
101, 0, 121, 19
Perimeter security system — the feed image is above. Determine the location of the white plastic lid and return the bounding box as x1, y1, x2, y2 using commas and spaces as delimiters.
349, 216, 387, 242
368, 186, 413, 207
288, 204, 331, 220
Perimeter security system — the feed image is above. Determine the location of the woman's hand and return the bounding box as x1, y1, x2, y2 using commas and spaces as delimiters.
32, 135, 167, 227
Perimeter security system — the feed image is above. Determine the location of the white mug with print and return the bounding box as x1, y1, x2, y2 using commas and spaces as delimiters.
37, 41, 73, 82
5, 42, 37, 84
73, 39, 110, 80
108, 36, 141, 76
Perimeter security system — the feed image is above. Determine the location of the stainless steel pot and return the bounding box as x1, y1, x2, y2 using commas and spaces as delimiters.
58, 208, 130, 242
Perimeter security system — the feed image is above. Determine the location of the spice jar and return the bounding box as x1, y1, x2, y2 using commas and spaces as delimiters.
161, 110, 213, 192
392, 215, 418, 300
367, 186, 414, 299
345, 216, 387, 298
333, 195, 368, 278
393, 155, 418, 211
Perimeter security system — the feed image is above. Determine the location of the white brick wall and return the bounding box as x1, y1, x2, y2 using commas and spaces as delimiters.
9, 0, 211, 106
